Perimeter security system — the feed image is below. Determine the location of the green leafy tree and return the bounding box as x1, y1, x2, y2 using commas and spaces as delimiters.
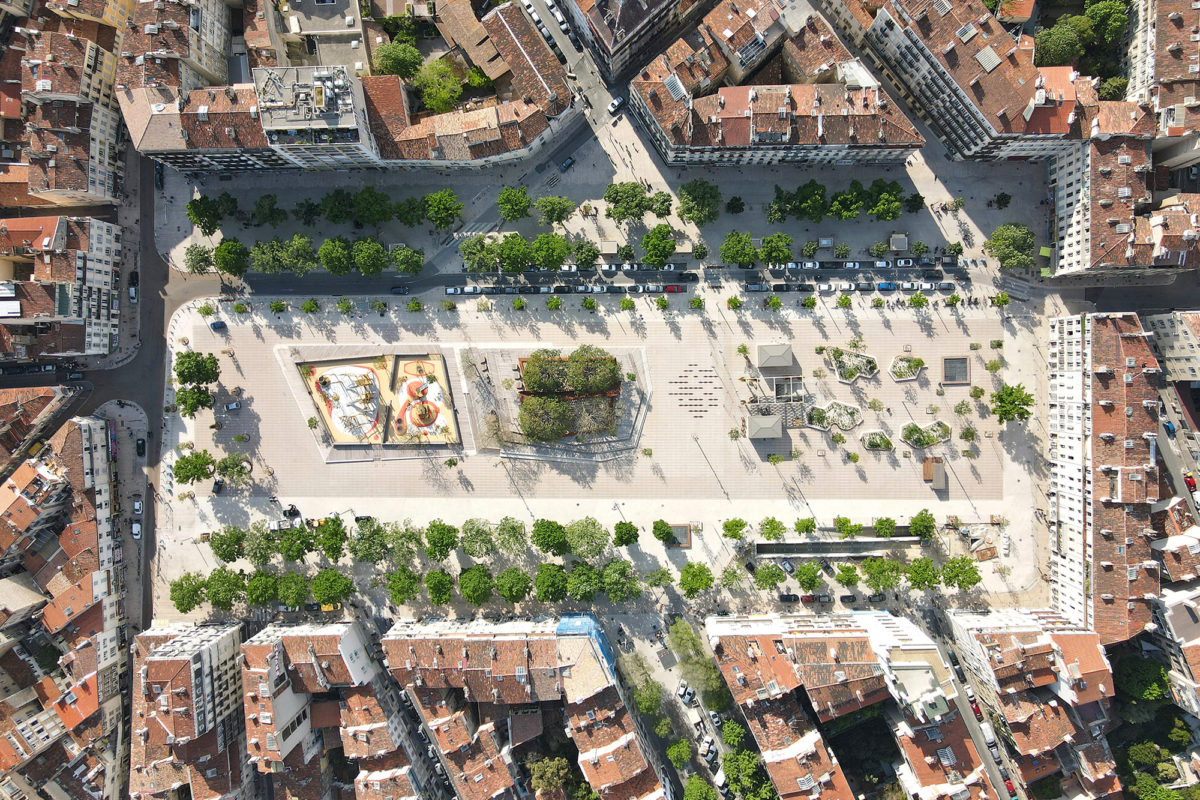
874, 517, 897, 537
726, 195, 745, 214
530, 757, 571, 794
645, 567, 675, 588
459, 518, 496, 559
251, 194, 287, 227
246, 571, 278, 606
829, 188, 864, 220
567, 561, 603, 602
173, 450, 215, 483
460, 235, 495, 272
667, 740, 693, 768
641, 224, 677, 267
278, 525, 316, 561
604, 182, 650, 223
214, 453, 251, 486
424, 569, 454, 605
1085, 0, 1127, 45
244, 522, 277, 567
413, 59, 462, 113
1035, 20, 1084, 65
572, 240, 600, 270
386, 566, 422, 605
176, 385, 214, 418
910, 509, 937, 540
759, 517, 786, 541
633, 681, 664, 715
565, 517, 610, 560
531, 232, 571, 270
613, 521, 639, 547
186, 196, 224, 236
319, 236, 352, 275
869, 192, 903, 221
680, 562, 714, 597
1100, 76, 1129, 100
184, 243, 214, 274
602, 559, 641, 601
684, 777, 717, 800
722, 720, 746, 749
518, 396, 572, 441
373, 41, 422, 77
941, 556, 982, 591
496, 567, 532, 603
1116, 657, 1171, 702
759, 232, 793, 265
653, 519, 676, 544
720, 231, 758, 267
205, 566, 246, 610
905, 557, 941, 590
458, 565, 494, 606
389, 245, 423, 276
535, 195, 576, 227
175, 351, 220, 385
495, 233, 534, 272
424, 520, 459, 561
276, 572, 310, 607
991, 383, 1035, 423
677, 179, 721, 225
794, 562, 822, 592
862, 557, 903, 593
352, 238, 389, 276
214, 238, 250, 276
834, 516, 863, 538
754, 563, 786, 590
532, 519, 570, 555
648, 191, 673, 218
170, 572, 207, 613
984, 223, 1037, 270
209, 525, 246, 563
493, 516, 526, 556
320, 189, 354, 224
830, 564, 857, 589
394, 196, 425, 226
534, 563, 568, 602
497, 186, 532, 221
315, 516, 347, 561
424, 189, 463, 230
795, 518, 816, 535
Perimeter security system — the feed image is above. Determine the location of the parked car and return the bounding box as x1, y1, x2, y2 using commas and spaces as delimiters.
780, 559, 795, 574
900, 281, 919, 291
136, 438, 146, 457
223, 401, 241, 412
800, 595, 818, 603
482, 286, 502, 295
67, 371, 84, 381
745, 284, 771, 292
867, 592, 887, 602
947, 650, 960, 667
878, 282, 896, 291
1186, 472, 1196, 492
989, 746, 1002, 763
708, 711, 722, 727
816, 594, 833, 603
895, 258, 914, 267
837, 282, 854, 291
600, 263, 619, 274
797, 283, 816, 292
664, 285, 685, 293
131, 522, 141, 540
212, 478, 225, 494
209, 320, 228, 331
607, 96, 625, 114
627, 285, 644, 294
817, 283, 835, 292
971, 701, 983, 720
872, 260, 890, 268
644, 284, 665, 293
463, 286, 482, 295
844, 261, 862, 269
779, 593, 800, 603
1005, 782, 1015, 794
955, 664, 967, 682
938, 282, 956, 291
744, 560, 757, 574
560, 263, 578, 272
133, 500, 143, 515
922, 269, 944, 280
801, 261, 819, 270
518, 286, 538, 294
839, 594, 858, 604
621, 262, 639, 272
771, 283, 791, 292
678, 272, 699, 282
856, 282, 874, 292
919, 282, 937, 291
964, 684, 975, 701
553, 285, 570, 294
538, 286, 553, 293
445, 287, 462, 295
389, 286, 410, 295
604, 286, 625, 293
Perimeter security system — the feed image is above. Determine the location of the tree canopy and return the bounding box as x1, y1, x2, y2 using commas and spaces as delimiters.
373, 41, 422, 78
991, 383, 1035, 423
984, 223, 1037, 270
677, 179, 722, 225
497, 186, 532, 221
413, 59, 462, 114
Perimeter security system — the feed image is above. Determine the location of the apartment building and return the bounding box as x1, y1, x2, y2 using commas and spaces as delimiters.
381, 616, 666, 800
1148, 581, 1200, 719
129, 623, 253, 800
562, 0, 686, 80
1047, 313, 1168, 645
1122, 0, 1200, 168
629, 6, 924, 165
706, 613, 982, 800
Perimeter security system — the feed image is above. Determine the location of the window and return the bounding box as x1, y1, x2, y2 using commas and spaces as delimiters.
1128, 566, 1139, 580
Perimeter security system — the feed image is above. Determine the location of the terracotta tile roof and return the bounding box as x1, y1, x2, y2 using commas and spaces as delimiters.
339, 687, 401, 759
1048, 632, 1113, 706
482, 3, 570, 117
895, 709, 994, 800
998, 691, 1078, 755
437, 0, 503, 80
1088, 313, 1163, 645
116, 0, 194, 91
741, 696, 853, 800
21, 31, 108, 102
995, 0, 1034, 23
361, 76, 410, 160
972, 631, 1057, 691
1086, 138, 1153, 270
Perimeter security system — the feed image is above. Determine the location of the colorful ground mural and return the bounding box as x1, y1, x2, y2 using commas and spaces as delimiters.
298, 354, 459, 446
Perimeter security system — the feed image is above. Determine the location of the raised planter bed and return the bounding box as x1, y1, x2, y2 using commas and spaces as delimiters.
825, 347, 878, 384
862, 430, 894, 451
806, 401, 862, 431
889, 355, 926, 382
901, 420, 951, 449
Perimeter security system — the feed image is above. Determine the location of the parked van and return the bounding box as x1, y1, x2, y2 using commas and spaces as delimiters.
980, 722, 996, 747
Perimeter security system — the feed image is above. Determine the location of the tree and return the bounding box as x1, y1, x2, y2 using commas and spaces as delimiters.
722, 720, 746, 749
604, 182, 650, 223
413, 59, 462, 113
829, 188, 864, 220
245, 522, 277, 567
496, 567, 532, 603
205, 566, 246, 610
175, 386, 214, 418
680, 562, 714, 597
905, 557, 941, 590
170, 572, 207, 613
684, 777, 718, 800
726, 196, 745, 214
347, 519, 389, 563
184, 243, 214, 273
633, 681, 664, 715
640, 224, 677, 267
667, 740, 693, 768
458, 565, 494, 606
759, 517, 786, 542
532, 519, 570, 555
645, 567, 674, 588
173, 450, 215, 483
531, 232, 571, 270
278, 525, 315, 561
315, 516, 347, 561
941, 556, 982, 591
319, 236, 352, 275
759, 232, 793, 265
498, 186, 532, 221
460, 236, 495, 272
910, 509, 937, 541
1115, 657, 1171, 702
307, 571, 353, 605
214, 238, 250, 276
246, 571, 278, 605
1035, 19, 1084, 65
870, 192, 903, 221
320, 189, 354, 224
518, 396, 572, 441
530, 757, 571, 794
566, 517, 610, 560
649, 191, 673, 218
793, 562, 820, 591
252, 193, 288, 227
991, 383, 1035, 423
613, 521, 639, 547
495, 233, 534, 272
352, 238, 389, 276
677, 179, 721, 225
186, 196, 224, 236
833, 516, 863, 539
535, 195, 576, 227
394, 196, 425, 227
373, 41, 422, 77
984, 223, 1037, 270
424, 520, 459, 561
754, 563, 786, 590
720, 231, 758, 267
874, 517, 896, 538
209, 525, 246, 563
535, 563, 568, 602
862, 557, 903, 593
493, 516, 526, 556
602, 559, 641, 601
424, 189, 463, 230
458, 518, 495, 559
386, 566, 422, 605
425, 569, 454, 604
653, 519, 676, 544
1100, 76, 1129, 100
1085, 0, 1127, 45
835, 564, 859, 588
175, 352, 220, 385
387, 245, 422, 277
215, 453, 251, 486
271, 572, 309, 607
910, 291, 929, 309
573, 240, 600, 270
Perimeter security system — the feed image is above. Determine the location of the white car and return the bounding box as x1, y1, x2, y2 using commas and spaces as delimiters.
529, 9, 541, 24
463, 286, 482, 295
621, 263, 639, 272
600, 263, 619, 273
133, 500, 143, 515
895, 258, 915, 267
837, 282, 854, 291
223, 401, 241, 412
607, 96, 625, 114
131, 522, 142, 540
900, 282, 918, 291
552, 8, 568, 30
873, 260, 891, 268
818, 282, 835, 293
522, 0, 534, 10
445, 287, 462, 295
919, 282, 937, 291
560, 264, 578, 272
801, 261, 819, 270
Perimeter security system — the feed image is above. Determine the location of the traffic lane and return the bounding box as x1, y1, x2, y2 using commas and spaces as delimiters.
1156, 397, 1200, 519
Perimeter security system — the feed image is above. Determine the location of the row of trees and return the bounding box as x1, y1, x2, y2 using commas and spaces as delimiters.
722, 509, 939, 542
172, 351, 220, 419
170, 566, 353, 613
751, 554, 981, 593
185, 235, 424, 278
172, 448, 252, 483
186, 187, 464, 237
766, 179, 923, 224
462, 223, 685, 271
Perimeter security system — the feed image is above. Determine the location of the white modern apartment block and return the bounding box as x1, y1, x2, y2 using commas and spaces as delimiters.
1148, 581, 1200, 718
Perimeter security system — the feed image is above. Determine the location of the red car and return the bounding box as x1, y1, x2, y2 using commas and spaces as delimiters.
1005, 781, 1015, 794
970, 701, 983, 720
800, 595, 817, 603
1186, 472, 1197, 492
664, 284, 685, 293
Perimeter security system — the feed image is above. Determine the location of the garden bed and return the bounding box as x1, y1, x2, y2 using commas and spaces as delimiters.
901, 420, 951, 449
862, 430, 894, 451
889, 355, 926, 381
825, 347, 878, 383
806, 401, 862, 431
